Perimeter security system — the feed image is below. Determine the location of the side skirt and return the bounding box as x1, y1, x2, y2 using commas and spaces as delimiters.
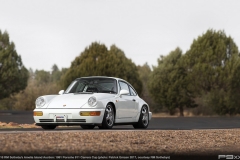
113, 122, 137, 125
36, 123, 102, 126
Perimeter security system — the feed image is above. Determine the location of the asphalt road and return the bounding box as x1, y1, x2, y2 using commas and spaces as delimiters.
0, 111, 240, 131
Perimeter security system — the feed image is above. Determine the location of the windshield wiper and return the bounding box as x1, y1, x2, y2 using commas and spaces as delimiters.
74, 92, 93, 94
110, 91, 117, 94
98, 91, 117, 94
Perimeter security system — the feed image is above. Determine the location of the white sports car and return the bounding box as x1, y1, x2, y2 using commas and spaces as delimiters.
33, 76, 152, 129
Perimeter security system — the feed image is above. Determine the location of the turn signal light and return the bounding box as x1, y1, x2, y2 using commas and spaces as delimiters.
80, 111, 101, 116
33, 111, 43, 116
90, 111, 101, 116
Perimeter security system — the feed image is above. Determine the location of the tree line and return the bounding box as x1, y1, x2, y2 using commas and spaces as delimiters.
1, 29, 240, 116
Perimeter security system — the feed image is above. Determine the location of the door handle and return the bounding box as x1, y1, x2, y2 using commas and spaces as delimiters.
132, 99, 136, 101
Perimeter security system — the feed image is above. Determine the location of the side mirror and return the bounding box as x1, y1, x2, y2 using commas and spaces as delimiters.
119, 89, 129, 95
58, 90, 64, 95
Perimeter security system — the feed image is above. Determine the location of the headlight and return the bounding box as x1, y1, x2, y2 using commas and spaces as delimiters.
36, 97, 46, 107
88, 96, 97, 107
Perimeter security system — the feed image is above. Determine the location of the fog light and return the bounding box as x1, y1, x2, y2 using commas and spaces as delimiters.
80, 111, 101, 116
33, 111, 43, 116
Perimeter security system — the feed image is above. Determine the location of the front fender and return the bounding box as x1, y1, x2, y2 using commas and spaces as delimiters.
136, 98, 152, 121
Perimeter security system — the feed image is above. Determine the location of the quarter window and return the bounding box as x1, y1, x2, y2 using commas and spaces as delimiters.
119, 81, 130, 95
129, 86, 137, 96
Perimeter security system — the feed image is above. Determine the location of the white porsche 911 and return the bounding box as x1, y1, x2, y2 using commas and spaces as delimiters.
33, 76, 152, 130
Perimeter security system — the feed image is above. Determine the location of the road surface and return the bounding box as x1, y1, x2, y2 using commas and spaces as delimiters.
0, 111, 239, 131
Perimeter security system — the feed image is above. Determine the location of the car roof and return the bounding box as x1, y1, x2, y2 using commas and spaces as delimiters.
75, 76, 137, 94
76, 76, 125, 81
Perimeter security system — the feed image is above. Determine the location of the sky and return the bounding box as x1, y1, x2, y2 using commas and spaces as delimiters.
1, 0, 240, 71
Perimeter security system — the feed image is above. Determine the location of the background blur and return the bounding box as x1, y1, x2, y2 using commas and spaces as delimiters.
1, 0, 240, 116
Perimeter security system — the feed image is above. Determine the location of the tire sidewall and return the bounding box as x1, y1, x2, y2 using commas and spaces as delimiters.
102, 104, 114, 129
139, 105, 149, 128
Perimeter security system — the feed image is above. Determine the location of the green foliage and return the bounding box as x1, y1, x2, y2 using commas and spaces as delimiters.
137, 63, 158, 111
183, 29, 240, 115
0, 65, 65, 110
13, 77, 60, 110
35, 70, 51, 85
51, 64, 61, 82
148, 47, 197, 116
35, 64, 66, 85
0, 96, 15, 110
2, 29, 240, 116
0, 30, 29, 100
61, 42, 142, 94
138, 63, 151, 83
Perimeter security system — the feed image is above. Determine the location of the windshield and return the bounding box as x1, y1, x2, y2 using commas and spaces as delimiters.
65, 78, 118, 94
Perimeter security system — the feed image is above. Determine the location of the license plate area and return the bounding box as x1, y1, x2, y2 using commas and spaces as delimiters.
54, 114, 67, 122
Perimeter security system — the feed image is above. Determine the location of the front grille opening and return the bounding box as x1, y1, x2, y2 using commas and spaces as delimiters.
67, 119, 86, 122
39, 119, 86, 123
56, 119, 65, 122
39, 119, 54, 122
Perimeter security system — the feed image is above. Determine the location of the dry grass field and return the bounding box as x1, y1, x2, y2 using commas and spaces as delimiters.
0, 129, 240, 157
0, 122, 39, 128
1, 119, 240, 159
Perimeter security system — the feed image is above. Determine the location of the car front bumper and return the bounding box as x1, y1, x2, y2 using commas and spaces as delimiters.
149, 112, 152, 120
33, 108, 105, 126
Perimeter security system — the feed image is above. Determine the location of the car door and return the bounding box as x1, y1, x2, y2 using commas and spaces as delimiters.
117, 81, 137, 118
128, 85, 139, 117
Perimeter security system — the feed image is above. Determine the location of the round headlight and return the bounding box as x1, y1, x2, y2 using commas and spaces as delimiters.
36, 97, 46, 107
88, 96, 97, 107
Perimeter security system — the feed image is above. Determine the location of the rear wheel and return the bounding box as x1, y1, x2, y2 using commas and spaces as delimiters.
41, 125, 57, 130
80, 125, 95, 129
133, 105, 149, 129
100, 103, 115, 129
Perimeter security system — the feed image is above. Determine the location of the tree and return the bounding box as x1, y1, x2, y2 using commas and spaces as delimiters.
52, 64, 59, 72
61, 42, 142, 94
35, 70, 51, 85
0, 30, 29, 100
51, 64, 62, 82
183, 29, 240, 115
0, 65, 67, 110
137, 63, 157, 111
13, 67, 63, 110
13, 77, 60, 110
148, 48, 197, 116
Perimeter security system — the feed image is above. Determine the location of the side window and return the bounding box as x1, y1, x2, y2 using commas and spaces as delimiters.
129, 86, 137, 96
119, 81, 130, 96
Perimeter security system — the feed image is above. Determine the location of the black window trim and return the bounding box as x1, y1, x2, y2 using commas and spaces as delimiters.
66, 77, 118, 94
118, 80, 138, 96
129, 85, 137, 96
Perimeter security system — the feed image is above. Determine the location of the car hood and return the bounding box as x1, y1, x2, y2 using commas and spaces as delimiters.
46, 93, 115, 109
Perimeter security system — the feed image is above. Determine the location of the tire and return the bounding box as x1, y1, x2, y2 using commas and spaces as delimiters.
41, 125, 57, 130
133, 105, 149, 129
100, 103, 115, 129
80, 125, 95, 129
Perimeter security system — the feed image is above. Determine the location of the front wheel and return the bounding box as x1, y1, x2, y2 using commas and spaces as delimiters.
41, 125, 57, 130
133, 105, 149, 129
100, 103, 115, 129
81, 125, 95, 129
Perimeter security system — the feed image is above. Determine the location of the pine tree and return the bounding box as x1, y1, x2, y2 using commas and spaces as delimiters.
137, 63, 157, 111
183, 29, 240, 115
61, 42, 142, 94
148, 48, 196, 116
0, 30, 29, 99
